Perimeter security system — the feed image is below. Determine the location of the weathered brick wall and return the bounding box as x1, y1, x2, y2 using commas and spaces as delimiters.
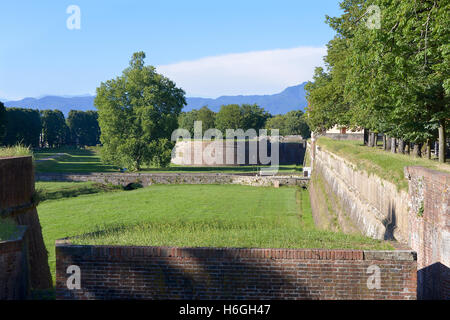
56, 243, 416, 300
405, 166, 450, 300
0, 226, 29, 299
0, 156, 52, 289
36, 172, 309, 188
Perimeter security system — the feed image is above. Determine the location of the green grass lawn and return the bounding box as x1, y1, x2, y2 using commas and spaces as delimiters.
317, 137, 450, 191
34, 147, 303, 174
35, 181, 122, 202
37, 184, 392, 283
34, 148, 119, 173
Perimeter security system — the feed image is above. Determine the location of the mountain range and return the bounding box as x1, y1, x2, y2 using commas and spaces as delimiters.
1, 82, 308, 116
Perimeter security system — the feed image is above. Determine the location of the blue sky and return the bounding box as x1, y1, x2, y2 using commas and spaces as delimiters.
0, 0, 342, 100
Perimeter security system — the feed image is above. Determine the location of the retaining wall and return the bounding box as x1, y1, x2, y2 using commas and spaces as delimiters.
0, 226, 29, 300
308, 142, 449, 299
55, 242, 417, 300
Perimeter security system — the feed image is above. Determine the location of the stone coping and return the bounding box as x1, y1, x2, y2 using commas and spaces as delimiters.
56, 239, 416, 261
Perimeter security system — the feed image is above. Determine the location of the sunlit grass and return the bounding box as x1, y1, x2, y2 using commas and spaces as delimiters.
35, 181, 122, 202
0, 144, 32, 158
317, 137, 450, 191
37, 184, 392, 283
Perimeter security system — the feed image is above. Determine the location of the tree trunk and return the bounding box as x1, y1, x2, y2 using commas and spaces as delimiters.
405, 142, 410, 155
398, 139, 404, 154
382, 135, 387, 150
391, 138, 396, 153
425, 139, 431, 159
439, 120, 446, 163
434, 141, 439, 157
364, 129, 369, 146
412, 143, 421, 158
386, 136, 391, 151
370, 132, 376, 147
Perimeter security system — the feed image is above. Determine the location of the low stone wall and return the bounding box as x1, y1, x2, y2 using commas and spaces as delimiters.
0, 156, 52, 289
55, 241, 417, 300
36, 172, 310, 188
0, 226, 29, 300
308, 142, 450, 300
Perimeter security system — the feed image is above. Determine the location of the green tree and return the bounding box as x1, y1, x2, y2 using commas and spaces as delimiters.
178, 110, 198, 136
305, 0, 449, 161
215, 104, 242, 134
95, 52, 186, 170
284, 110, 311, 138
266, 111, 310, 138
2, 108, 41, 147
41, 110, 68, 148
266, 114, 286, 135
67, 110, 101, 146
240, 104, 270, 132
196, 106, 216, 133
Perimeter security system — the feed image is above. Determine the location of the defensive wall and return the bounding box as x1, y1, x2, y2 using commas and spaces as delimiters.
307, 141, 449, 299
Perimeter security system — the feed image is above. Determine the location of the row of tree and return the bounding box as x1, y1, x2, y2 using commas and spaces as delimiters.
0, 102, 101, 148
179, 105, 310, 138
305, 0, 449, 162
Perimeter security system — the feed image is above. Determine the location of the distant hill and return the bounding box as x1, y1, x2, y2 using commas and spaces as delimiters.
2, 95, 95, 116
2, 83, 308, 116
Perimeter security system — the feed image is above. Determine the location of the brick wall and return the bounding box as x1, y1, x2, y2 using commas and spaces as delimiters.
56, 242, 417, 300
0, 156, 52, 289
0, 226, 29, 299
405, 166, 450, 300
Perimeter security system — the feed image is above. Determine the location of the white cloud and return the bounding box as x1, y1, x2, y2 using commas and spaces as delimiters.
157, 46, 326, 98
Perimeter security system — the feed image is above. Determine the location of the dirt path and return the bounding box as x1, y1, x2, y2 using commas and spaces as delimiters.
35, 153, 66, 162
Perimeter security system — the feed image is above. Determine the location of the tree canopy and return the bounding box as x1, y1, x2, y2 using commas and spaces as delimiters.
2, 108, 41, 147
266, 110, 310, 138
67, 110, 100, 146
40, 109, 68, 148
95, 52, 186, 170
305, 0, 449, 162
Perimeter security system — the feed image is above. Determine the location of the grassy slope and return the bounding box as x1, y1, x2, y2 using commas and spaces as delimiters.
37, 184, 392, 283
317, 137, 450, 191
34, 147, 302, 174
